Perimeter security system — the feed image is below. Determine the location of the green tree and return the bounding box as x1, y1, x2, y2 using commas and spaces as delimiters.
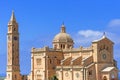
51, 75, 58, 80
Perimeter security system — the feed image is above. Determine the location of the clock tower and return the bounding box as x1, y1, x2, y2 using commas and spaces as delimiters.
6, 11, 21, 80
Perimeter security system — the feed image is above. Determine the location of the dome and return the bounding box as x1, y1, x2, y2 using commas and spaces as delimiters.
52, 24, 74, 50
53, 32, 73, 43
53, 24, 73, 43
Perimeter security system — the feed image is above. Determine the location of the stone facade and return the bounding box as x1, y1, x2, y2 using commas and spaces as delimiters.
6, 12, 119, 80
28, 24, 119, 80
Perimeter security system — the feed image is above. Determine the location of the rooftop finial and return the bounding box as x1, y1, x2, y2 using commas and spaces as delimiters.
61, 22, 66, 33
103, 32, 106, 38
104, 32, 105, 35
61, 22, 65, 27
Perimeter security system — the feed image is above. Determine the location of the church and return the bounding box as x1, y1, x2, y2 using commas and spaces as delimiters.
5, 11, 119, 80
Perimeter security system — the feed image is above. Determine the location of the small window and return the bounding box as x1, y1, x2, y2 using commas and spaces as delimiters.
8, 74, 10, 78
15, 75, 17, 79
14, 28, 16, 31
88, 70, 92, 75
49, 59, 52, 64
61, 44, 62, 49
36, 59, 41, 65
63, 45, 65, 49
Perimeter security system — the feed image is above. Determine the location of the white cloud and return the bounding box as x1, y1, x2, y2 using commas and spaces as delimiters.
73, 30, 103, 47
107, 19, 120, 33
108, 19, 120, 28
78, 30, 103, 38
73, 29, 120, 59
73, 29, 120, 46
106, 19, 120, 44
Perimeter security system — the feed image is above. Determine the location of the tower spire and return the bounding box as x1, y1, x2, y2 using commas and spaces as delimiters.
10, 10, 16, 22
61, 22, 66, 33
6, 11, 21, 80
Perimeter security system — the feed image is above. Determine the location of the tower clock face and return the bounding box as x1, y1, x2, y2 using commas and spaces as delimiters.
14, 37, 17, 40
102, 54, 107, 59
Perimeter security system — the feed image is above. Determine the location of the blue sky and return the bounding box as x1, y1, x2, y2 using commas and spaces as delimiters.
0, 0, 120, 75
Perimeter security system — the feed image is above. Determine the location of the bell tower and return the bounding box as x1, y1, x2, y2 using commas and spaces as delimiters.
6, 11, 21, 80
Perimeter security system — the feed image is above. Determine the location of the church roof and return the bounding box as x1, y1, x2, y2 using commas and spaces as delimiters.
92, 32, 114, 44
82, 56, 91, 61
86, 63, 95, 68
71, 56, 81, 62
61, 57, 72, 65
102, 67, 115, 72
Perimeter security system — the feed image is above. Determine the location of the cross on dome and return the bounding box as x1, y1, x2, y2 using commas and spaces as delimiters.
61, 23, 66, 33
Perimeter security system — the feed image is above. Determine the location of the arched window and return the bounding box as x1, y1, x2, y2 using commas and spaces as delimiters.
63, 45, 65, 49
36, 70, 42, 80
15, 75, 17, 79
103, 76, 107, 80
61, 44, 62, 49
14, 28, 16, 31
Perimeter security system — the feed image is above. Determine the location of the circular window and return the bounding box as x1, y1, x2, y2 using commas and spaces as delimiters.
14, 37, 17, 40
102, 54, 107, 59
65, 72, 69, 77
